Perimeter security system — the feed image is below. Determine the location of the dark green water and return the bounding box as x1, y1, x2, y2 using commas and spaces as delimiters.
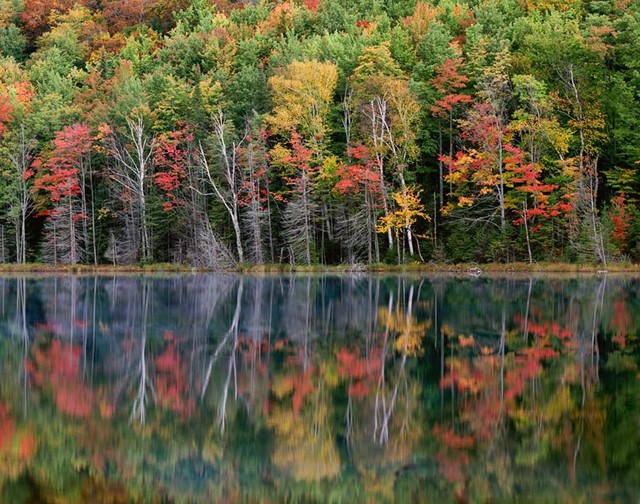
0, 274, 638, 503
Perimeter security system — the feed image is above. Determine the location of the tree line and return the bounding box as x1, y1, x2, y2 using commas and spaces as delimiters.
0, 0, 639, 266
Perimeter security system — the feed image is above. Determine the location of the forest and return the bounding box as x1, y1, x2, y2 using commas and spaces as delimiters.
0, 0, 639, 267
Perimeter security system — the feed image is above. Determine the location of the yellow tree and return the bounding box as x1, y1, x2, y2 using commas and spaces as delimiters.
267, 60, 338, 264
267, 59, 338, 153
377, 187, 430, 263
350, 43, 421, 254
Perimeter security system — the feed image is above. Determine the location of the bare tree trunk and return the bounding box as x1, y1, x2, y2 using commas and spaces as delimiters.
202, 108, 246, 263
108, 115, 155, 263
368, 97, 392, 248
523, 201, 533, 263
8, 124, 34, 264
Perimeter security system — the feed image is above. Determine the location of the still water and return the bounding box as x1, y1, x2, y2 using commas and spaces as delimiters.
0, 274, 638, 503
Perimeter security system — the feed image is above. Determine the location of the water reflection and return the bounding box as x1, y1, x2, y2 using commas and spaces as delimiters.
0, 274, 638, 502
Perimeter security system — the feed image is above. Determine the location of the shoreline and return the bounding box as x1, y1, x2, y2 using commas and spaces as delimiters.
0, 261, 636, 275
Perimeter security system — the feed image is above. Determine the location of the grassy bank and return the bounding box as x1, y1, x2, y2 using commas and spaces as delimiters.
0, 263, 202, 274
240, 261, 639, 274
0, 261, 637, 275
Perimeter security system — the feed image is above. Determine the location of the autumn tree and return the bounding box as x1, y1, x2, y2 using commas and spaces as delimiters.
430, 54, 472, 208
271, 130, 318, 264
152, 123, 210, 263
0, 81, 37, 263
236, 126, 273, 264
377, 187, 430, 263
34, 123, 94, 265
333, 144, 383, 264
102, 115, 155, 263
440, 49, 514, 260
267, 59, 338, 264
520, 13, 608, 263
350, 42, 403, 250
200, 108, 246, 264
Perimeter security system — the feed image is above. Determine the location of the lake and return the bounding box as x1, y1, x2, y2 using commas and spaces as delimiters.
0, 273, 638, 503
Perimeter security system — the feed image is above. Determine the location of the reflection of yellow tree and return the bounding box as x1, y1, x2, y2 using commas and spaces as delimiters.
267, 365, 339, 482
377, 302, 431, 356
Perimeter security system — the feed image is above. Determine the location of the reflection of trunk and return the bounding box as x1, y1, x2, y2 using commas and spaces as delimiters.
374, 294, 393, 444
197, 280, 244, 434
572, 277, 605, 479
16, 278, 30, 415
499, 307, 506, 423
217, 280, 243, 435
131, 281, 154, 425
523, 277, 532, 342
373, 284, 415, 445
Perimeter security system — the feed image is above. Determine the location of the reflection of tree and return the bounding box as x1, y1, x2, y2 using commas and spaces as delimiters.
266, 363, 340, 482
216, 279, 243, 435
431, 276, 621, 500
27, 339, 95, 418
0, 275, 637, 501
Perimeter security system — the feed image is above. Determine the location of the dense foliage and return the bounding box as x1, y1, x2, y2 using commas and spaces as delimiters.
1, 0, 639, 266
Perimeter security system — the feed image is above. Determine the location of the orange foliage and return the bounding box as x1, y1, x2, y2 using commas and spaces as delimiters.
505, 354, 541, 401
513, 313, 573, 341
304, 0, 319, 11
257, 2, 299, 36
336, 347, 381, 380
440, 358, 493, 394
609, 194, 630, 251
102, 0, 159, 33
405, 2, 442, 41
434, 448, 470, 484
21, 0, 92, 38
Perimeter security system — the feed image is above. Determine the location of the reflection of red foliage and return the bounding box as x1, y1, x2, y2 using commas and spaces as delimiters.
155, 339, 195, 417
18, 430, 37, 459
348, 381, 370, 400
433, 425, 474, 449
505, 354, 541, 401
440, 358, 492, 394
0, 403, 16, 452
434, 448, 470, 483
611, 298, 630, 349
292, 368, 315, 416
336, 347, 382, 400
26, 340, 94, 418
304, 0, 319, 11
514, 313, 573, 341
336, 347, 381, 380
